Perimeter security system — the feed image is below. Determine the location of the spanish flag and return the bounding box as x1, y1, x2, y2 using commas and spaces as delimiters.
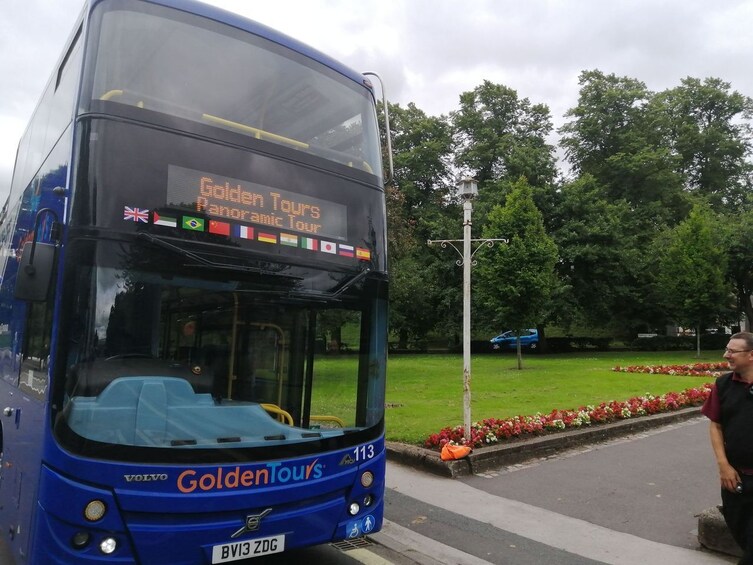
356, 247, 371, 261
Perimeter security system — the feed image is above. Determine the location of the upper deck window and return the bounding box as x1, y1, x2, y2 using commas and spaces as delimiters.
82, 0, 381, 177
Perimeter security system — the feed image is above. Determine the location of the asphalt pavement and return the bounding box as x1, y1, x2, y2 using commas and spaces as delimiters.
376, 416, 739, 565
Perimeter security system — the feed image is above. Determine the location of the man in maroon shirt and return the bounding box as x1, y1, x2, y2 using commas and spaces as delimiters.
702, 331, 753, 564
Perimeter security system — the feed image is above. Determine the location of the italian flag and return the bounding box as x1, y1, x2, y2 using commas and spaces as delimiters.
300, 237, 318, 251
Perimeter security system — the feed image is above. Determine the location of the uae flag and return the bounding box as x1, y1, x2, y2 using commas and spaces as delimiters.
321, 241, 337, 254
208, 220, 230, 236
153, 211, 177, 228
300, 237, 318, 251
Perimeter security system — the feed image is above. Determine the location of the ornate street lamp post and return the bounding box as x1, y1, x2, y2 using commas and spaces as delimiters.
459, 178, 477, 440
428, 179, 505, 441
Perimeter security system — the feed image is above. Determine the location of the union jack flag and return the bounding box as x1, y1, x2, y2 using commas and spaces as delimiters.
124, 206, 149, 223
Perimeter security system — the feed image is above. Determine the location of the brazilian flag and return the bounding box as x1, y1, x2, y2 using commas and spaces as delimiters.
182, 216, 205, 231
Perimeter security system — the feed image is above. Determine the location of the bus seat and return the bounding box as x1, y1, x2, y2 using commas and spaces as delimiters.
101, 377, 204, 446
309, 414, 345, 428
134, 380, 168, 446
260, 403, 293, 425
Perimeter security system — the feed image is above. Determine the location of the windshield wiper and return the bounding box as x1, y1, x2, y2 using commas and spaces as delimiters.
137, 233, 300, 279
330, 268, 371, 298
286, 267, 372, 302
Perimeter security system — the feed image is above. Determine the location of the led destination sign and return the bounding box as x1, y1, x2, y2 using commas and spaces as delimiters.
167, 165, 347, 240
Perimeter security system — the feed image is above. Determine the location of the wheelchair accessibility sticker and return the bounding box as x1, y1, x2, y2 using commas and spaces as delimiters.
346, 515, 377, 538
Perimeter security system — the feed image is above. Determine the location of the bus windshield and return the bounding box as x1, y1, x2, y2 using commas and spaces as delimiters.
57, 238, 386, 459
82, 0, 381, 176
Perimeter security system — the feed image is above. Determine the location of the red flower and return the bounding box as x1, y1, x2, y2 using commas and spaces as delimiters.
423, 382, 712, 451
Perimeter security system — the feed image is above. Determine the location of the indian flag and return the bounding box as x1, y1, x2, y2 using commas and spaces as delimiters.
280, 233, 298, 247
300, 237, 318, 251
258, 232, 277, 244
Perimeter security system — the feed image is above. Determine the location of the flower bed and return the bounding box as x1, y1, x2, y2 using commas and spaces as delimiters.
612, 362, 728, 377
423, 384, 712, 450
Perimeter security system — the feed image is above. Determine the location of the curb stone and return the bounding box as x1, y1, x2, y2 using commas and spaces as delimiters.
386, 405, 704, 478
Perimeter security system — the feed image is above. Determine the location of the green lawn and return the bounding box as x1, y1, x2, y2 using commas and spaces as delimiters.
385, 350, 722, 444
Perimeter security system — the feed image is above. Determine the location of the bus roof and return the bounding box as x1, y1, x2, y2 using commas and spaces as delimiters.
87, 0, 372, 91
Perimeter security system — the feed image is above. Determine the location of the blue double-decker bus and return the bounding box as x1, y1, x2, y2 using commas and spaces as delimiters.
0, 1, 388, 562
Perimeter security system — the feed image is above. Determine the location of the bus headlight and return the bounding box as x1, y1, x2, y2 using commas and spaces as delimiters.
363, 494, 374, 507
360, 471, 374, 488
84, 500, 107, 522
99, 537, 118, 554
71, 531, 90, 549
348, 502, 360, 516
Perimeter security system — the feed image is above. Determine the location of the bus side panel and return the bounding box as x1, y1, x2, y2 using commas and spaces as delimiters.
0, 382, 46, 564
0, 136, 70, 564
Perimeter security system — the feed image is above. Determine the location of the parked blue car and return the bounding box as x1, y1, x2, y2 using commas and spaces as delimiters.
490, 329, 539, 350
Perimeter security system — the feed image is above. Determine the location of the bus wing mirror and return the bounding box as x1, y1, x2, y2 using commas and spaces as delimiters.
14, 242, 57, 302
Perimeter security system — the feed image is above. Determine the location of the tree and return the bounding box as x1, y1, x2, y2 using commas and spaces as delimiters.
548, 174, 654, 334
476, 178, 558, 368
560, 70, 686, 224
453, 80, 556, 189
723, 209, 753, 328
381, 102, 458, 347
387, 102, 454, 219
654, 77, 753, 210
654, 205, 732, 356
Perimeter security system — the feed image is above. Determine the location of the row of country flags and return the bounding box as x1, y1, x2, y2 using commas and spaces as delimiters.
123, 206, 371, 261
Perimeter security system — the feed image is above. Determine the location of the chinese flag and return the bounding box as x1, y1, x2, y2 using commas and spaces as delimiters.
209, 220, 231, 236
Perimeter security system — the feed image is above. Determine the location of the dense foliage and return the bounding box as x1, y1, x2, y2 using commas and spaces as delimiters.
381, 69, 753, 350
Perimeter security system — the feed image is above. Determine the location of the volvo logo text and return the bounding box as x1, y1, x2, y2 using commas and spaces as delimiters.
123, 473, 168, 482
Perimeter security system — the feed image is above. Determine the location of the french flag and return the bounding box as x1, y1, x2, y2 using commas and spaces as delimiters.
233, 225, 254, 239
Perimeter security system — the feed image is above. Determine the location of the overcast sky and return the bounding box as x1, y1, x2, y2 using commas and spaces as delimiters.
3, 0, 753, 201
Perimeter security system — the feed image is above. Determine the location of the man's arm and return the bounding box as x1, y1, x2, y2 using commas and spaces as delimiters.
710, 421, 740, 492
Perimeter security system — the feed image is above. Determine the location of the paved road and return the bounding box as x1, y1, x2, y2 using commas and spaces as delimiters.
378, 416, 738, 564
